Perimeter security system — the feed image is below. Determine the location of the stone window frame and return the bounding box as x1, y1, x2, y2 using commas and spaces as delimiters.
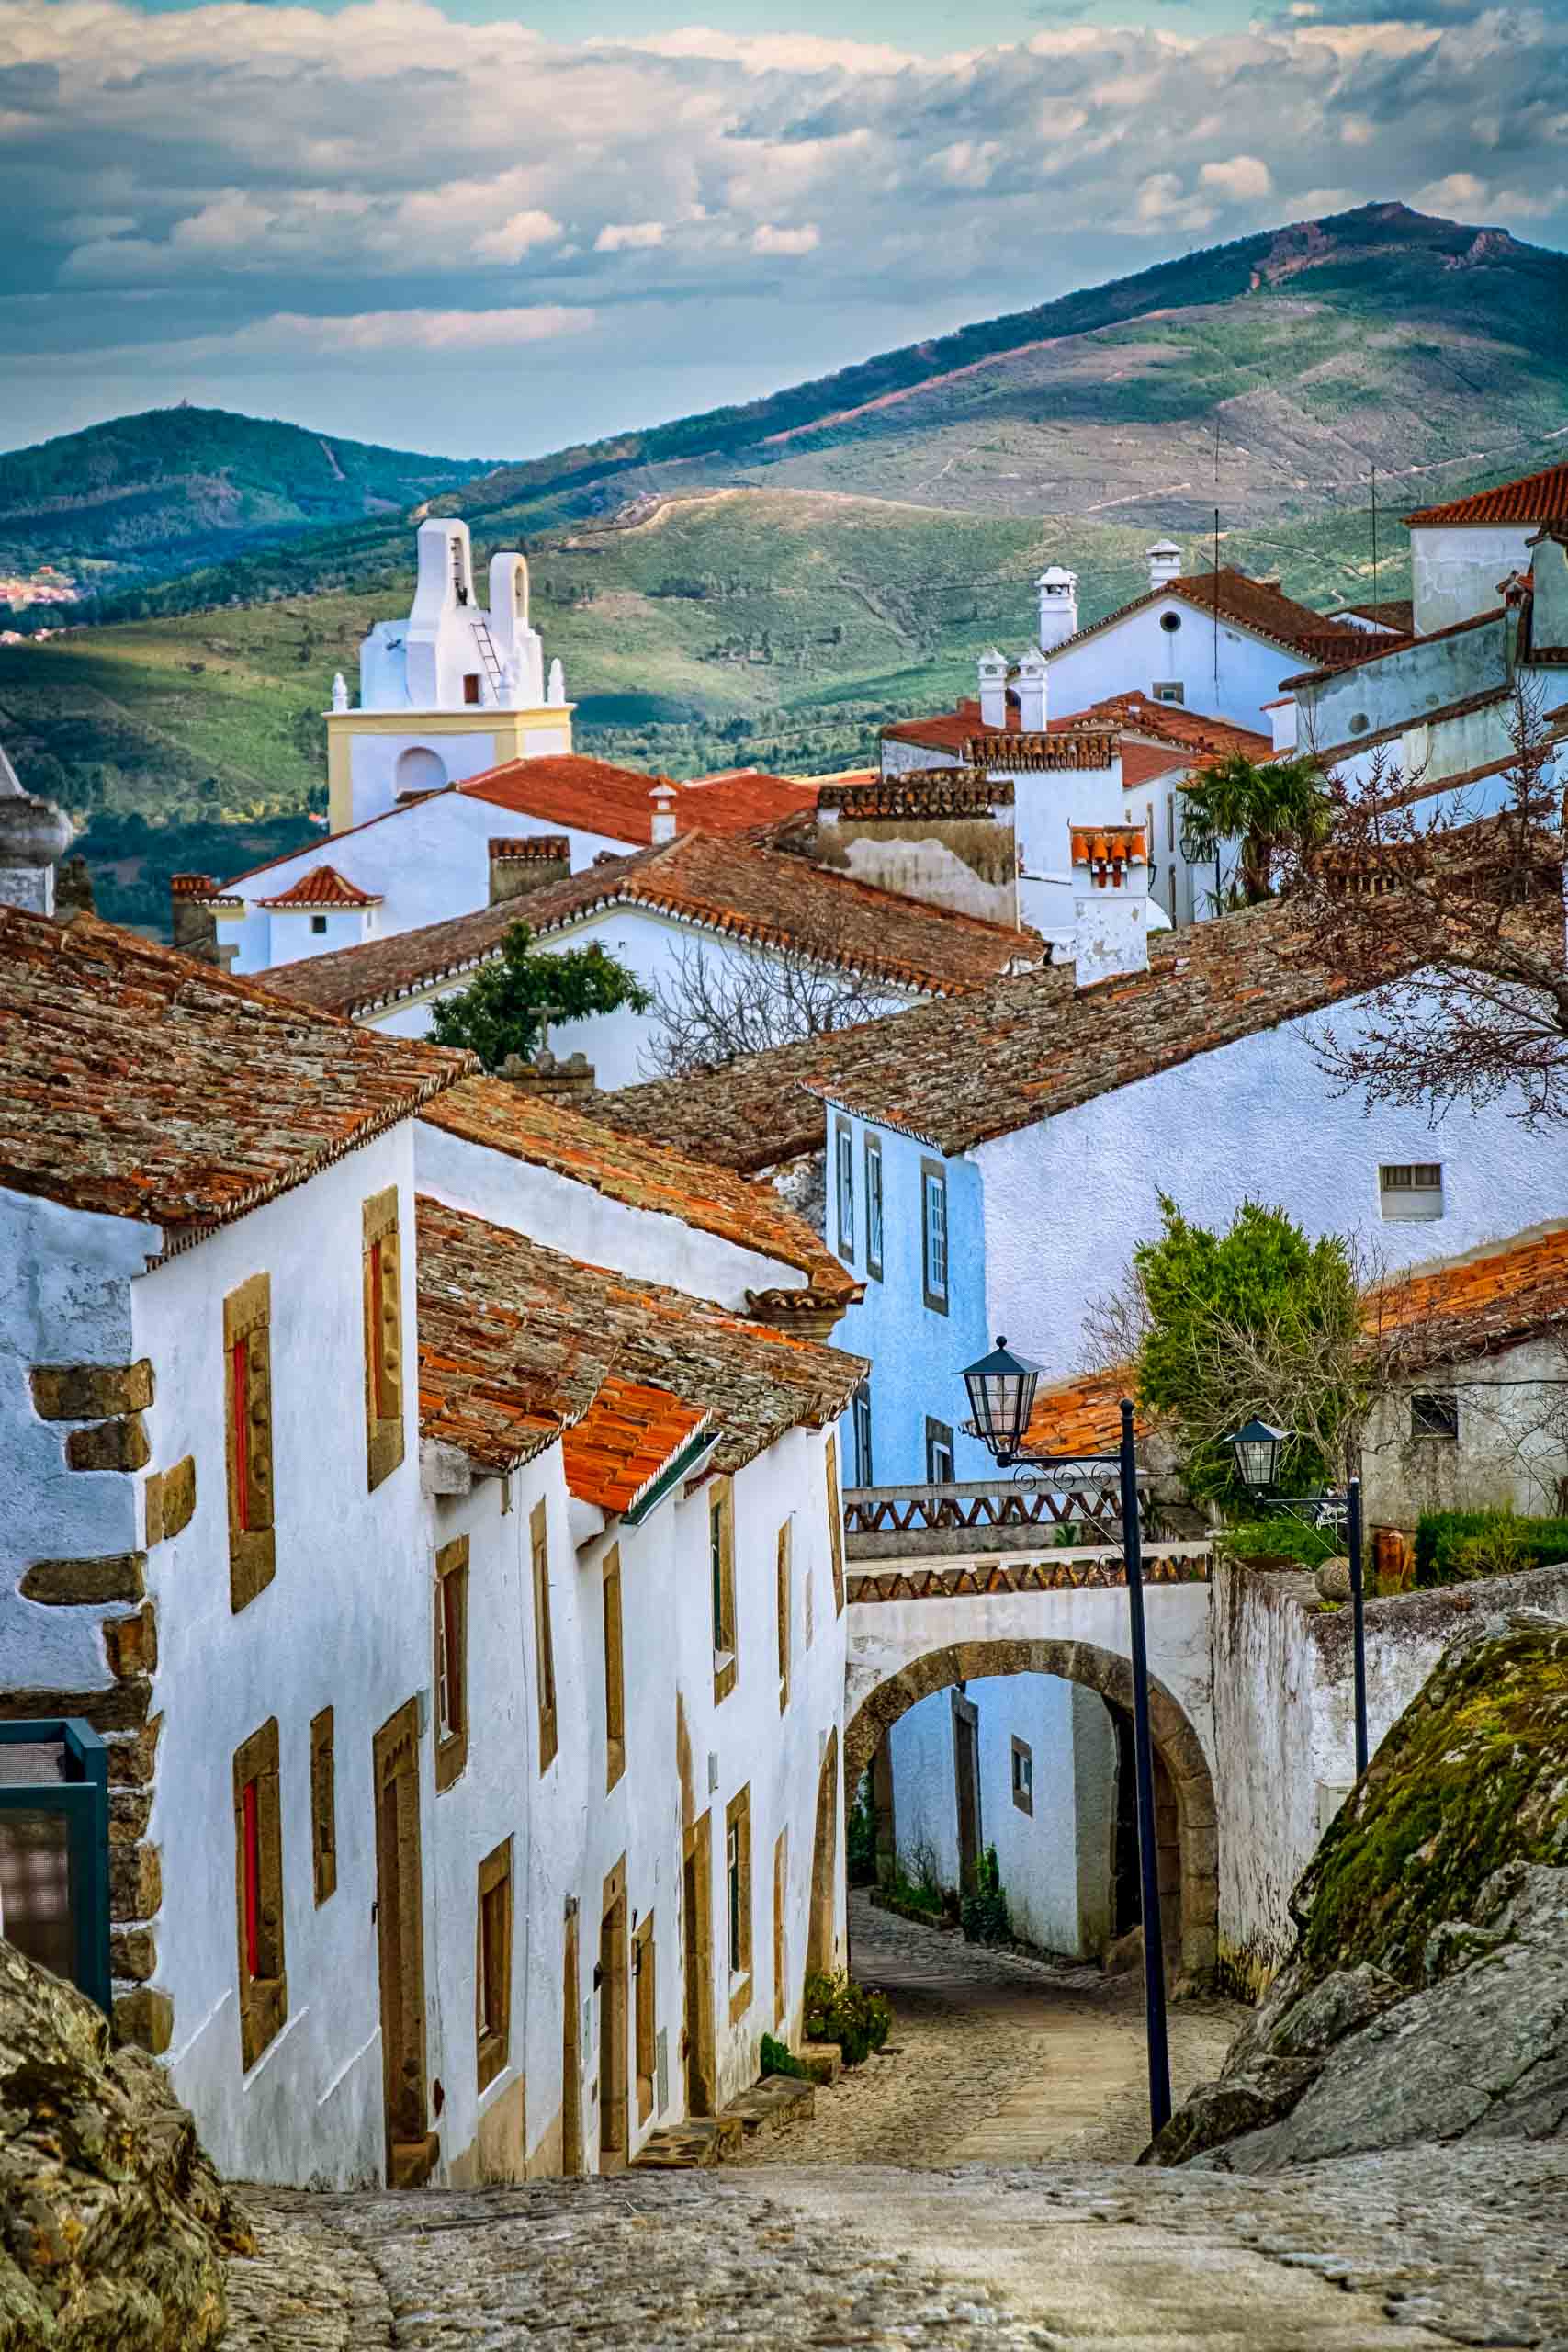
852, 1384, 874, 1490
1379, 1162, 1444, 1221
825, 1437, 846, 1617
775, 1520, 792, 1715
863, 1131, 884, 1281
773, 1826, 788, 2029
434, 1536, 469, 1793
603, 1545, 626, 1791
633, 1909, 656, 2124
310, 1706, 337, 1905
920, 1158, 950, 1316
709, 1477, 738, 1704
223, 1272, 276, 1613
475, 1836, 513, 2094
362, 1187, 406, 1493
1411, 1390, 1461, 1442
531, 1500, 558, 1772
725, 1784, 753, 2022
232, 1716, 287, 2071
1010, 1734, 1034, 1817
834, 1115, 855, 1263
925, 1418, 956, 1488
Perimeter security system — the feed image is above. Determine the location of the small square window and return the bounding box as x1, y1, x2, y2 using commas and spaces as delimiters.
310, 913, 328, 935
463, 673, 481, 705
1380, 1163, 1444, 1220
1152, 680, 1185, 704
1411, 1391, 1460, 1442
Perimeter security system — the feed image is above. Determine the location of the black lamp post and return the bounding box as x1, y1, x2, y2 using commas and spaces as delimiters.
959, 1341, 1172, 2138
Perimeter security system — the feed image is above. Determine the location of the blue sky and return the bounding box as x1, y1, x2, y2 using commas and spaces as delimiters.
3, 0, 1563, 459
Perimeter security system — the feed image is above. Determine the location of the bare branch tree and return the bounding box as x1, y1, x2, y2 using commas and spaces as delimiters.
638, 933, 888, 1079
1294, 678, 1568, 1125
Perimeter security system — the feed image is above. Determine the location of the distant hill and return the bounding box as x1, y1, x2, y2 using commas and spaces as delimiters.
0, 405, 491, 600
4, 199, 1566, 931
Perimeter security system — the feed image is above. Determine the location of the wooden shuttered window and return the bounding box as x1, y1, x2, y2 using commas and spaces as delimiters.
310, 1706, 337, 1905
232, 1716, 287, 2069
434, 1536, 469, 1792
603, 1545, 626, 1791
475, 1838, 513, 2093
532, 1501, 558, 1772
825, 1436, 845, 1617
224, 1272, 276, 1611
363, 1188, 405, 1492
776, 1521, 791, 1714
710, 1478, 737, 1704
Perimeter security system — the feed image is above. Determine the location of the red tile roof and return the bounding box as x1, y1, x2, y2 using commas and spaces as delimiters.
561, 1375, 710, 1514
1024, 1369, 1145, 1457
490, 835, 569, 863
457, 756, 818, 846
1043, 569, 1376, 667
414, 1195, 864, 1479
0, 909, 467, 1234
881, 692, 1269, 773
818, 772, 1013, 820
421, 1074, 857, 1306
1372, 1223, 1568, 1373
268, 829, 1043, 1021
1282, 600, 1507, 691
256, 864, 382, 910
1405, 462, 1568, 529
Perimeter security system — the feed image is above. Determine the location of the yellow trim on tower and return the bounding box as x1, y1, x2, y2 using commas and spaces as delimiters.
324, 705, 575, 834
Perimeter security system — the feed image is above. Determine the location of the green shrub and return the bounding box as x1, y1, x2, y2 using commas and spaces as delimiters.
878, 1869, 942, 1918
759, 2032, 807, 2080
1221, 1516, 1339, 1569
1415, 1509, 1568, 1588
846, 1770, 878, 1887
803, 1969, 892, 2067
960, 1846, 1010, 1947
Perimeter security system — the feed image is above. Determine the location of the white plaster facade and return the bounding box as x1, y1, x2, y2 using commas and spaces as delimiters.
1361, 1334, 1568, 1529
1046, 598, 1299, 737
1410, 523, 1540, 636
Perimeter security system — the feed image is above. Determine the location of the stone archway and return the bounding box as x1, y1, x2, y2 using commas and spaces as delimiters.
844, 1637, 1216, 1982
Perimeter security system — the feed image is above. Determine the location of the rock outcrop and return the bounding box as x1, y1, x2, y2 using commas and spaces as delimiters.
0, 1937, 252, 2349
1154, 1615, 1568, 2171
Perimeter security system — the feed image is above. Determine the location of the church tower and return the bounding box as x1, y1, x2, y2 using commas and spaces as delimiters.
326, 518, 573, 833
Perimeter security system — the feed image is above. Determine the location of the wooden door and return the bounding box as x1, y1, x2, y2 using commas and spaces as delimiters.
807, 1729, 840, 1977
562, 1905, 583, 2175
373, 1698, 436, 2188
682, 1813, 716, 2115
598, 1860, 628, 2167
953, 1692, 982, 1896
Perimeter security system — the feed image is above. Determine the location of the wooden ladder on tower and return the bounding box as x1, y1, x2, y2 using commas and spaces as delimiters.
469, 618, 506, 701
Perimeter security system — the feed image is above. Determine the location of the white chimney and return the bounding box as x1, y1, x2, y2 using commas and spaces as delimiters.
1015, 649, 1047, 733
1035, 565, 1079, 652
649, 782, 678, 845
1146, 540, 1183, 594
977, 649, 1009, 731
0, 743, 73, 917
1070, 822, 1151, 987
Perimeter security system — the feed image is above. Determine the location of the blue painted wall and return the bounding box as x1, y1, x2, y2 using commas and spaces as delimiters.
828, 1111, 994, 1489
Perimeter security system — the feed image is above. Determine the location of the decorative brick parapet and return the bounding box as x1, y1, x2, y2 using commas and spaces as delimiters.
31, 1360, 155, 1420
846, 1547, 1211, 1605
20, 1553, 146, 1605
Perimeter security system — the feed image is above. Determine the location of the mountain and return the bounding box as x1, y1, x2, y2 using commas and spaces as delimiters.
0, 405, 491, 604
4, 200, 1565, 932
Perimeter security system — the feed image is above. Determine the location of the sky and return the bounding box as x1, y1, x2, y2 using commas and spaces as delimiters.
2, 0, 1565, 459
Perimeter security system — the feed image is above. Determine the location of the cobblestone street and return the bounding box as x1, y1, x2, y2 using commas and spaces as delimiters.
222, 1897, 1568, 2346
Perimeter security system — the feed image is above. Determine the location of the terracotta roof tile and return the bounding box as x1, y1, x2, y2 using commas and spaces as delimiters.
490, 835, 569, 863
1372, 1224, 1568, 1373
561, 1375, 710, 1513
256, 864, 382, 910
1405, 462, 1568, 529
268, 830, 1042, 1021
1024, 1368, 1145, 1457
457, 756, 818, 846
421, 1074, 857, 1305
1071, 824, 1147, 873
415, 1195, 864, 1479
0, 909, 468, 1234
881, 692, 1269, 770
1039, 569, 1375, 667
818, 772, 1013, 820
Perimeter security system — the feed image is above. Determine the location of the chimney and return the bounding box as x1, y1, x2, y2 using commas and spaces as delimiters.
1015, 649, 1047, 733
489, 834, 570, 907
977, 650, 1009, 732
497, 1048, 596, 1103
1070, 824, 1150, 988
1035, 565, 1079, 652
0, 743, 73, 917
169, 874, 240, 967
649, 782, 678, 845
1146, 540, 1183, 594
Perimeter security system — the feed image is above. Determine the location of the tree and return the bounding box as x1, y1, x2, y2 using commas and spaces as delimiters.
639, 934, 886, 1078
1179, 752, 1331, 908
1297, 681, 1568, 1126
426, 924, 651, 1074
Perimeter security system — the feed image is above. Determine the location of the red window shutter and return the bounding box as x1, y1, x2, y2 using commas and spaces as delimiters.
231, 1338, 250, 1532
242, 1779, 260, 1977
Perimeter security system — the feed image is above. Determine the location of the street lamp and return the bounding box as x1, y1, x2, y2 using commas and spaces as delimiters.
959, 1349, 1171, 2139
1224, 1418, 1290, 1496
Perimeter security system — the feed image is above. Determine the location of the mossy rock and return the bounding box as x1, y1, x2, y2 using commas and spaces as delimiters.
1295, 1619, 1568, 1990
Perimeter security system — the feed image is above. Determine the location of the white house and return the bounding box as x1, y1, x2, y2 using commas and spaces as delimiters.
266, 827, 1045, 1090
1404, 460, 1568, 635
0, 902, 863, 2189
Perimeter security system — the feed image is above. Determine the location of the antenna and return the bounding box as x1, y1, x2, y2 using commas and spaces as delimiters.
1370, 465, 1379, 612
1213, 417, 1221, 695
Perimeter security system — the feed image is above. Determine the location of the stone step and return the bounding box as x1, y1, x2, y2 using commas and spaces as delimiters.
721, 2075, 816, 2139
800, 2042, 843, 2086
629, 2119, 728, 2170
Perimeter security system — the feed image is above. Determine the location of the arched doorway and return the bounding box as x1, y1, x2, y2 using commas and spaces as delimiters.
807, 1729, 840, 1978
844, 1638, 1216, 1981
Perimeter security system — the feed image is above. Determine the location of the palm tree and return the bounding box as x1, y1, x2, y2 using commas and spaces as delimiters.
1179, 753, 1329, 907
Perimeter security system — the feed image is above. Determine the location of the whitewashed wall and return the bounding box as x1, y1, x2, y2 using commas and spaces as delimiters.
1045, 605, 1293, 736
1296, 613, 1507, 759
1361, 1337, 1568, 1527
1410, 524, 1540, 634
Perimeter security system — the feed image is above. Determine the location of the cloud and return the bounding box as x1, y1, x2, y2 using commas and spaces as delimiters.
1201, 155, 1274, 201
594, 220, 666, 253
474, 209, 561, 265
231, 305, 596, 356
750, 221, 821, 255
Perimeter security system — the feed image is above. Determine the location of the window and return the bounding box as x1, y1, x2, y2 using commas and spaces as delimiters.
710, 1479, 737, 1702
775, 1521, 791, 1713
926, 1417, 956, 1487
1159, 611, 1182, 635
1411, 1391, 1460, 1442
1380, 1163, 1444, 1221
1153, 680, 1185, 704
852, 1385, 874, 1489
1010, 1736, 1034, 1817
223, 1272, 276, 1612
920, 1159, 949, 1315
463, 672, 481, 705
310, 1706, 336, 1905
434, 1536, 469, 1792
835, 1117, 855, 1261
633, 1911, 656, 2123
864, 1134, 884, 1281
773, 1828, 788, 2027
531, 1500, 558, 1771
475, 1838, 513, 2092
232, 1717, 286, 2070
725, 1785, 752, 2018
310, 913, 328, 936
362, 1189, 405, 1490
603, 1545, 626, 1790
825, 1435, 845, 1616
